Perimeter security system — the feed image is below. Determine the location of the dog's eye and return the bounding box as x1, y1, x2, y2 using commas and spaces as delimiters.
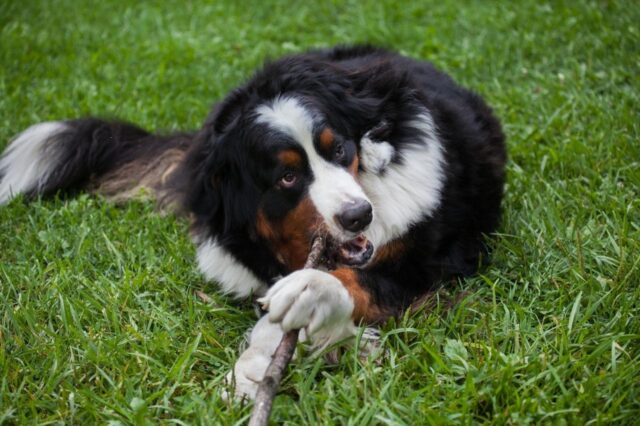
334, 143, 345, 160
279, 171, 298, 188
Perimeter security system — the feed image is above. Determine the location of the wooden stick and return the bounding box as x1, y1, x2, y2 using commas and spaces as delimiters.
249, 235, 325, 426
194, 290, 214, 304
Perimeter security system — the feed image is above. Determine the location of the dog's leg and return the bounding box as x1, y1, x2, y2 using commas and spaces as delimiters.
225, 267, 392, 401
258, 269, 357, 351
223, 315, 283, 401
224, 269, 357, 401
224, 279, 383, 401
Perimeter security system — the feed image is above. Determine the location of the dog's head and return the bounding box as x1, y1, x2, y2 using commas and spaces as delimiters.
187, 90, 377, 273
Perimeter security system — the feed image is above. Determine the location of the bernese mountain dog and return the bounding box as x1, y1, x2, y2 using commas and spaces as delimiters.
0, 45, 506, 399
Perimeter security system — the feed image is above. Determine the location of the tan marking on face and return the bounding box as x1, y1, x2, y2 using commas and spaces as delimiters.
319, 128, 334, 152
349, 154, 359, 176
278, 149, 302, 168
331, 268, 385, 322
256, 210, 277, 241
370, 239, 406, 265
256, 197, 320, 271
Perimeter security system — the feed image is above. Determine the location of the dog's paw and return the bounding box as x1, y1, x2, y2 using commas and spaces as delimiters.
360, 124, 394, 174
258, 269, 356, 349
221, 315, 284, 402
221, 346, 271, 401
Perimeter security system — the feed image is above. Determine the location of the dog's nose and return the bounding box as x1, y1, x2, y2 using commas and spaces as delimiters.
337, 200, 373, 232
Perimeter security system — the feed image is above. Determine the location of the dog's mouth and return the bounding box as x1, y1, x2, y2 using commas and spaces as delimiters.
326, 234, 374, 267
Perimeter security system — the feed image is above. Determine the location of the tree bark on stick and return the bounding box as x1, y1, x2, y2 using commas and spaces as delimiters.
249, 236, 326, 426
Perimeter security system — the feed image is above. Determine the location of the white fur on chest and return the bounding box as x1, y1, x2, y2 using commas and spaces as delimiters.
361, 113, 445, 247
196, 238, 268, 298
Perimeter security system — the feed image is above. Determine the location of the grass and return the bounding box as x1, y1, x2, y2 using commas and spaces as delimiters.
1, 0, 639, 424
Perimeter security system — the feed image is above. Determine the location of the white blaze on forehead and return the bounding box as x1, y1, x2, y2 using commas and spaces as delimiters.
256, 96, 369, 239
255, 96, 315, 147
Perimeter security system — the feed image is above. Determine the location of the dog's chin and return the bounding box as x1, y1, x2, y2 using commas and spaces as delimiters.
327, 234, 374, 267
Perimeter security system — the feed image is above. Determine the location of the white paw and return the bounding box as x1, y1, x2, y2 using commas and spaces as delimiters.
258, 269, 356, 349
222, 346, 271, 401
360, 135, 394, 174
221, 315, 284, 401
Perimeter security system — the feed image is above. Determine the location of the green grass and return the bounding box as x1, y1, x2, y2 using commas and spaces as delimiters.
1, 0, 639, 424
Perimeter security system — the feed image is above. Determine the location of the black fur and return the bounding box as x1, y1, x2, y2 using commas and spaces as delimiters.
180, 46, 506, 314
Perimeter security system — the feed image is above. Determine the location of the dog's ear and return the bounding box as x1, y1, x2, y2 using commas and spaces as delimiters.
185, 87, 249, 231
210, 88, 249, 135
184, 113, 259, 236
366, 119, 393, 141
179, 128, 220, 228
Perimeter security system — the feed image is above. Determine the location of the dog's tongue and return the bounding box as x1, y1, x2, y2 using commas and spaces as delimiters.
337, 234, 374, 266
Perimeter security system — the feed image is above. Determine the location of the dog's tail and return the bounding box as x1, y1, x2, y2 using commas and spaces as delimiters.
0, 118, 193, 208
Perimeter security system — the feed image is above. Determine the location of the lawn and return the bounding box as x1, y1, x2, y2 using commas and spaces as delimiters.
1, 0, 638, 424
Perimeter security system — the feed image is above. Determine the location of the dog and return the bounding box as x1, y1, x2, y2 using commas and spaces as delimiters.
0, 45, 506, 399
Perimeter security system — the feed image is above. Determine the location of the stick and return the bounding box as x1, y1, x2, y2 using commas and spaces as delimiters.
249, 235, 326, 426
194, 290, 214, 304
